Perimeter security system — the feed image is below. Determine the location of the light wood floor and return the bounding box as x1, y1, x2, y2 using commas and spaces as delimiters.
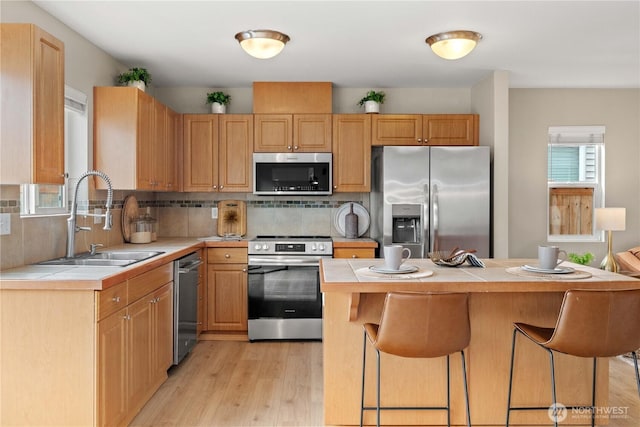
131, 341, 638, 426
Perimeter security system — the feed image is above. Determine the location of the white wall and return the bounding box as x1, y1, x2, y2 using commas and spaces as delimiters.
509, 89, 640, 261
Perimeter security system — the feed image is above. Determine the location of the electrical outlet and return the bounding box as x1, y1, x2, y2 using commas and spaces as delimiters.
212, 207, 218, 219
94, 208, 102, 224
0, 213, 11, 235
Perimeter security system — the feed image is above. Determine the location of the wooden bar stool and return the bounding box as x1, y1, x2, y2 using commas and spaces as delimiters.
360, 292, 471, 427
506, 288, 640, 427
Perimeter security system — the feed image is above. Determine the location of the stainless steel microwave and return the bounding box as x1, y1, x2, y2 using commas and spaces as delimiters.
253, 153, 332, 195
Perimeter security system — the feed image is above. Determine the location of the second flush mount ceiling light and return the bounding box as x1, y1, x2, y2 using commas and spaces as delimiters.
235, 29, 290, 59
425, 30, 483, 60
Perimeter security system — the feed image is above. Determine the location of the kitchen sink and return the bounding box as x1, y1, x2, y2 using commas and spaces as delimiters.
38, 250, 164, 267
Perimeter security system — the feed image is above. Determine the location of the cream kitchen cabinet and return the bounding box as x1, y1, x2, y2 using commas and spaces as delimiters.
206, 247, 248, 332
254, 114, 332, 152
332, 115, 371, 192
1, 23, 65, 185
183, 114, 253, 192
371, 114, 479, 146
94, 87, 180, 191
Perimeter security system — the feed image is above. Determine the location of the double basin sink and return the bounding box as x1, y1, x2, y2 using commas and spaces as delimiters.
39, 250, 164, 267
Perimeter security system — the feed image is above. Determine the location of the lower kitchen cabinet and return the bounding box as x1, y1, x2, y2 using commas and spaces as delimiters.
333, 240, 378, 259
206, 247, 248, 332
96, 267, 174, 427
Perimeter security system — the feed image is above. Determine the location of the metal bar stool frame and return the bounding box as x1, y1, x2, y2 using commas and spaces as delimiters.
359, 291, 472, 427
505, 288, 640, 427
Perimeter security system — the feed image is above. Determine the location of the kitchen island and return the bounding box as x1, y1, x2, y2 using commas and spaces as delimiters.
320, 258, 639, 426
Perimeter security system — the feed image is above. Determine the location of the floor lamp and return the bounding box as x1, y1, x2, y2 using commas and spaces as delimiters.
594, 207, 626, 272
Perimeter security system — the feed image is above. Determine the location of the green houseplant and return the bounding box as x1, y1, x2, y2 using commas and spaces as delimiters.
568, 252, 595, 265
358, 90, 385, 113
206, 91, 231, 113
117, 67, 151, 91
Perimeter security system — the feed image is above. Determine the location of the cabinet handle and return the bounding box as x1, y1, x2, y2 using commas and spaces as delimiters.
123, 314, 131, 320
417, 138, 422, 143
213, 185, 217, 189
352, 254, 357, 258
219, 185, 224, 189
287, 145, 292, 150
242, 268, 247, 272
333, 185, 337, 189
424, 139, 429, 143
112, 296, 121, 303
294, 145, 299, 150
225, 253, 231, 258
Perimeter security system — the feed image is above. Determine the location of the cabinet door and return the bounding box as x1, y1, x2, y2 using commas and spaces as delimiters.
219, 115, 253, 192
152, 283, 174, 377
254, 114, 292, 152
152, 99, 168, 190
97, 307, 128, 427
166, 108, 182, 191
136, 91, 155, 190
422, 114, 479, 146
207, 264, 248, 331
34, 25, 65, 184
332, 115, 371, 192
371, 115, 422, 146
1, 24, 64, 185
294, 114, 332, 152
183, 114, 218, 191
127, 296, 153, 410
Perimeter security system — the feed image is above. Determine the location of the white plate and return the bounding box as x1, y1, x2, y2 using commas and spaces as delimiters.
522, 264, 575, 274
334, 202, 370, 237
369, 264, 419, 274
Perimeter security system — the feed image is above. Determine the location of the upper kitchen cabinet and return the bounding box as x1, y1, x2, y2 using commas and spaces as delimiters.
371, 114, 479, 146
94, 87, 180, 191
1, 24, 65, 185
254, 114, 332, 152
332, 115, 371, 192
183, 114, 253, 192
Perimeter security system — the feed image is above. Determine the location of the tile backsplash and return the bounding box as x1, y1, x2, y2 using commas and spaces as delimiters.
0, 186, 370, 270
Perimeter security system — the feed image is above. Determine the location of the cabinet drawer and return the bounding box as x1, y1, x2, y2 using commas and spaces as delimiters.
128, 263, 173, 302
96, 281, 128, 321
207, 248, 248, 264
333, 248, 375, 259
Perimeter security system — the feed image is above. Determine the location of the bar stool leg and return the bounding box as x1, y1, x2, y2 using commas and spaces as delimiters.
376, 348, 381, 427
632, 351, 640, 398
360, 330, 367, 427
460, 349, 471, 427
505, 328, 518, 427
591, 358, 597, 427
446, 354, 451, 427
547, 350, 558, 427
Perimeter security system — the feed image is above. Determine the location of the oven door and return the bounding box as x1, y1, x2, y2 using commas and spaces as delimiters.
247, 257, 323, 320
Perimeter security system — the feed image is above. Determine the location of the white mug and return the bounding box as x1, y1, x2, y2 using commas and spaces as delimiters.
538, 245, 567, 270
384, 245, 411, 270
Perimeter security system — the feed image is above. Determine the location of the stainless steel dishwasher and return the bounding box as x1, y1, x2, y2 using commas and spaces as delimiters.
173, 252, 202, 365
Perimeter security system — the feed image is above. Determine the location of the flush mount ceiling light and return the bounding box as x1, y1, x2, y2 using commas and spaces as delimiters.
234, 29, 290, 59
425, 30, 483, 60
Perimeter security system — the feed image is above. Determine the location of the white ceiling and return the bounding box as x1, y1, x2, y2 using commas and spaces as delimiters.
33, 0, 640, 89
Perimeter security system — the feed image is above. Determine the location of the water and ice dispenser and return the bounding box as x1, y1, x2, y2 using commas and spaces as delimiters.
391, 204, 421, 244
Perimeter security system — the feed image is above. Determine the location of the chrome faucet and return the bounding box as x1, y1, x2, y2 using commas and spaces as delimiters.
66, 170, 113, 258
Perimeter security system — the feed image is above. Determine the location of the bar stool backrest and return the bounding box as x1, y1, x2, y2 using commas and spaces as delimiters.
374, 292, 470, 358
549, 288, 640, 357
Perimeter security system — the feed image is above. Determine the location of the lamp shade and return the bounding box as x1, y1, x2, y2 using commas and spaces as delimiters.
594, 207, 626, 231
425, 30, 482, 60
235, 29, 290, 59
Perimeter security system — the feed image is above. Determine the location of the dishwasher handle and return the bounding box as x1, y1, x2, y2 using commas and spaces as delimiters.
178, 259, 203, 273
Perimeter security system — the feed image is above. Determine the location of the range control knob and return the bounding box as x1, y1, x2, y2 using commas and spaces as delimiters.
311, 244, 317, 251
253, 243, 262, 251
318, 243, 326, 252
262, 243, 269, 251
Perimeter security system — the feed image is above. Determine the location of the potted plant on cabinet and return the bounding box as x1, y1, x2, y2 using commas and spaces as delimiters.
358, 90, 385, 113
117, 67, 152, 92
206, 91, 231, 114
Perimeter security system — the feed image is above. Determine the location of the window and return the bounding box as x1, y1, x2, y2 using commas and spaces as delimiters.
20, 86, 89, 216
547, 126, 605, 242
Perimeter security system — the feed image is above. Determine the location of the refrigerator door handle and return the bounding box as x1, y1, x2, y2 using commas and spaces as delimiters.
423, 184, 430, 257
431, 184, 439, 253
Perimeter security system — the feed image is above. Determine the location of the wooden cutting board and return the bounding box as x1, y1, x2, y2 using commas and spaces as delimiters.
217, 200, 247, 237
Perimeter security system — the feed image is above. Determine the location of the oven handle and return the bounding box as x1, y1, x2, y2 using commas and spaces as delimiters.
248, 256, 326, 267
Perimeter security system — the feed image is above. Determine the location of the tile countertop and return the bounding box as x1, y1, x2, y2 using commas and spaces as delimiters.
320, 258, 640, 294
0, 237, 249, 291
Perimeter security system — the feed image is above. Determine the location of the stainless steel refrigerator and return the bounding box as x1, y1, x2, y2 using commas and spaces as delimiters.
370, 146, 491, 259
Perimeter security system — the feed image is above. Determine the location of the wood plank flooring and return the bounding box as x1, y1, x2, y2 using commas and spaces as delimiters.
131, 341, 638, 426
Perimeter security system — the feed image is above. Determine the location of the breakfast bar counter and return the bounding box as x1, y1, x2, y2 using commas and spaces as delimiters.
320, 258, 639, 426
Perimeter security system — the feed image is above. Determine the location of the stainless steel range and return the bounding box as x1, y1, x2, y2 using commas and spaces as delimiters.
247, 235, 333, 341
